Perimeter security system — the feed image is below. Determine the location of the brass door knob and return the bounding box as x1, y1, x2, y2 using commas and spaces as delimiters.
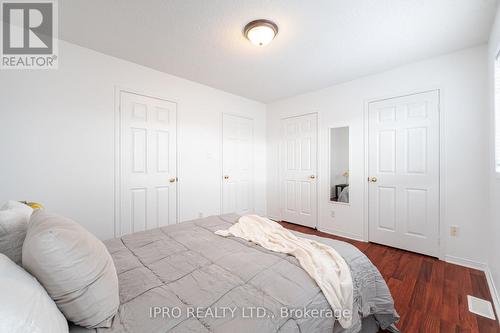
224, 175, 229, 180
169, 178, 176, 183
310, 175, 316, 179
369, 177, 378, 183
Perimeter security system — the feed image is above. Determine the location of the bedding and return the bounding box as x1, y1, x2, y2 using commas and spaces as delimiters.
70, 214, 399, 333
215, 215, 354, 329
338, 186, 349, 203
23, 210, 119, 328
0, 200, 33, 264
0, 253, 68, 333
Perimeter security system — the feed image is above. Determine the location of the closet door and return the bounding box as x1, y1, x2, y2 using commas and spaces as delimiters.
368, 90, 439, 257
117, 91, 177, 236
222, 114, 254, 215
280, 113, 318, 228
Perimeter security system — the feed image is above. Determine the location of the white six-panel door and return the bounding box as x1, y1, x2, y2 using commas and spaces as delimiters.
280, 113, 318, 228
368, 90, 439, 257
118, 91, 177, 236
222, 114, 253, 215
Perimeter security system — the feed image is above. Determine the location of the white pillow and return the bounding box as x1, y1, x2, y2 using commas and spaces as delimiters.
0, 201, 33, 264
0, 253, 68, 333
1, 200, 33, 216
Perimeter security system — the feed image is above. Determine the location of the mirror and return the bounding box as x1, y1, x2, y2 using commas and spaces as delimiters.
330, 127, 350, 204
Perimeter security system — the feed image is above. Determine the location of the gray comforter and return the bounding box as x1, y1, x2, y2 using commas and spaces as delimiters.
70, 214, 399, 333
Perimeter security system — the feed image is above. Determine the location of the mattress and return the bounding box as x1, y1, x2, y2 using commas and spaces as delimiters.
70, 214, 399, 333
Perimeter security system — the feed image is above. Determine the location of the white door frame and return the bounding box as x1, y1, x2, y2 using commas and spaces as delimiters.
278, 112, 319, 228
363, 88, 445, 260
114, 86, 179, 237
220, 113, 255, 215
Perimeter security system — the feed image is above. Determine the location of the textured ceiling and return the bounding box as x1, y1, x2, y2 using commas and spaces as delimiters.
59, 0, 498, 103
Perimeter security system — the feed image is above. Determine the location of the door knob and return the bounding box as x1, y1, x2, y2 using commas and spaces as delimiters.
309, 175, 316, 179
369, 177, 378, 183
224, 175, 229, 180
169, 178, 176, 183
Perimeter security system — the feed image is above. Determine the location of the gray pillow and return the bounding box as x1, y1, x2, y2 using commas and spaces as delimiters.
0, 201, 33, 264
22, 210, 119, 328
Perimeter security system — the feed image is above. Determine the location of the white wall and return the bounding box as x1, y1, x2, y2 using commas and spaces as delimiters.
487, 4, 500, 314
0, 40, 266, 240
267, 45, 490, 264
0, 36, 493, 281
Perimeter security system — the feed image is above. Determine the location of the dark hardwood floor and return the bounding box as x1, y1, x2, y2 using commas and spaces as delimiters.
279, 221, 499, 333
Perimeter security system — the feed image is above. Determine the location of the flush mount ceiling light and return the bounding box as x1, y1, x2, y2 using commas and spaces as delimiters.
244, 19, 278, 46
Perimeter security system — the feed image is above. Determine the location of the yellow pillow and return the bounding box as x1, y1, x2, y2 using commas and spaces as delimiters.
19, 201, 44, 210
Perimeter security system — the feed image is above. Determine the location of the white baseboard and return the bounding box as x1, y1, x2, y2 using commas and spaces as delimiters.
485, 266, 500, 322
268, 216, 365, 242
445, 255, 500, 322
445, 255, 488, 270
316, 227, 365, 242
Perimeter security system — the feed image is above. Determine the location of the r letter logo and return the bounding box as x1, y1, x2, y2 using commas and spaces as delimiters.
1, 0, 58, 69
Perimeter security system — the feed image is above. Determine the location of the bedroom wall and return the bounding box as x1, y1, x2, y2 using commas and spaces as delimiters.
267, 45, 490, 266
0, 40, 267, 240
487, 3, 500, 315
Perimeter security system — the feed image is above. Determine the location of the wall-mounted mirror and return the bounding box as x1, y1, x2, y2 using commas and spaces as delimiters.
330, 127, 350, 204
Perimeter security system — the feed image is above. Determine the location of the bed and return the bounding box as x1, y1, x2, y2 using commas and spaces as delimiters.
338, 186, 350, 203
70, 214, 399, 333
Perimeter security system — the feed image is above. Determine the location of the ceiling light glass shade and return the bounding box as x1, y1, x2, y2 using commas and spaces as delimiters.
244, 20, 278, 46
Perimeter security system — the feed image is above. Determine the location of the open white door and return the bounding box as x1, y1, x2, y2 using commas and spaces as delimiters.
222, 114, 254, 215
280, 113, 318, 228
117, 91, 177, 236
368, 90, 439, 257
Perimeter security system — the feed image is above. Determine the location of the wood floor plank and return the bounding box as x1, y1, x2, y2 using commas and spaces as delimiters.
418, 259, 433, 283
425, 281, 444, 315
393, 252, 423, 282
401, 308, 421, 332
363, 243, 388, 262
442, 279, 460, 324
378, 248, 404, 279
420, 313, 441, 332
430, 258, 446, 285
471, 271, 494, 301
279, 221, 500, 333
477, 317, 500, 333
459, 293, 480, 331
410, 280, 428, 310
440, 319, 459, 333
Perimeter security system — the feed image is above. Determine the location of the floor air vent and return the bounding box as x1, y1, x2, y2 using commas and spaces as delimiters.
467, 295, 496, 320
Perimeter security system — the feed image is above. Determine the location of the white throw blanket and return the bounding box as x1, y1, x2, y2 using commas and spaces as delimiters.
215, 215, 354, 328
